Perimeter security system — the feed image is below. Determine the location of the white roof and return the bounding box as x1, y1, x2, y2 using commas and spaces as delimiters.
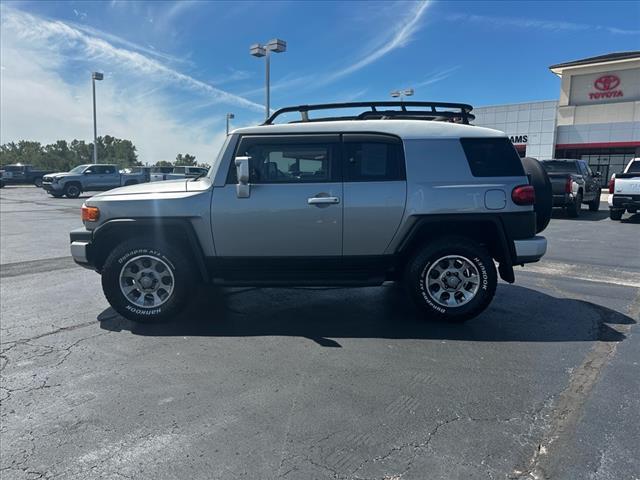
233, 119, 506, 140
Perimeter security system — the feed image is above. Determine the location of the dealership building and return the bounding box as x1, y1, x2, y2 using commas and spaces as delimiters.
473, 51, 640, 185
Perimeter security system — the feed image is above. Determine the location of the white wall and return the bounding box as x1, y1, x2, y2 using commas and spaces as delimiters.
473, 101, 558, 159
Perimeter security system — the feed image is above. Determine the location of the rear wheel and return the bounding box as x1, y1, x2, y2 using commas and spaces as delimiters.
588, 195, 600, 212
609, 209, 624, 221
404, 236, 497, 323
64, 183, 81, 198
33, 177, 43, 188
567, 192, 582, 218
101, 238, 196, 323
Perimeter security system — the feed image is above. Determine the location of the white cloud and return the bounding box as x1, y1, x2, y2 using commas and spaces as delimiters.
321, 0, 431, 84
0, 6, 245, 164
448, 13, 640, 36
414, 66, 461, 88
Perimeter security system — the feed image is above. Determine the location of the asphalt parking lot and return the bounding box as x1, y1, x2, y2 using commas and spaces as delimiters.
1, 186, 638, 480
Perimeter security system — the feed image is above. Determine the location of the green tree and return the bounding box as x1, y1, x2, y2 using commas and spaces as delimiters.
174, 153, 196, 166
154, 160, 174, 167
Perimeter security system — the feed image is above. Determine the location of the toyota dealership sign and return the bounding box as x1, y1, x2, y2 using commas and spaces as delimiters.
569, 68, 640, 105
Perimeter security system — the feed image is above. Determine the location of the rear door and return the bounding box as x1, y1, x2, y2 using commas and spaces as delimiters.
212, 134, 343, 257
342, 134, 407, 255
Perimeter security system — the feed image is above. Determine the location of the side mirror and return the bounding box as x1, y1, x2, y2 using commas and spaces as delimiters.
235, 156, 250, 198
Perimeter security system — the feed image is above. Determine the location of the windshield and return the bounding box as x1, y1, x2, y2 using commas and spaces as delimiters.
69, 165, 89, 174
541, 161, 578, 173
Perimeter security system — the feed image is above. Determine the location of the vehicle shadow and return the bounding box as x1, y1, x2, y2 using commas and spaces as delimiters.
621, 212, 640, 224
551, 208, 610, 222
98, 284, 635, 346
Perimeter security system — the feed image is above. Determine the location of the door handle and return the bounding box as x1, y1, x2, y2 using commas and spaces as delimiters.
308, 196, 340, 205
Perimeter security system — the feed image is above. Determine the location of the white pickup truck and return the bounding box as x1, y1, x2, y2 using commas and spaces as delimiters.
149, 166, 209, 182
608, 158, 640, 220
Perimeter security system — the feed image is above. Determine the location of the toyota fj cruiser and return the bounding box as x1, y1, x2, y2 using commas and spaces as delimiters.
69, 102, 550, 323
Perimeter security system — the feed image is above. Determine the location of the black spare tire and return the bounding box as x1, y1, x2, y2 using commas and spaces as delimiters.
521, 157, 552, 233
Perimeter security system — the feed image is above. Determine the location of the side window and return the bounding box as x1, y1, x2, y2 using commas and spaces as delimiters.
343, 137, 405, 182
173, 167, 185, 174
103, 166, 116, 174
229, 135, 339, 184
85, 166, 103, 174
460, 138, 525, 177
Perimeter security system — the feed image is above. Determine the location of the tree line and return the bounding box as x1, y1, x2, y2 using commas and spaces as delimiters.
0, 137, 204, 171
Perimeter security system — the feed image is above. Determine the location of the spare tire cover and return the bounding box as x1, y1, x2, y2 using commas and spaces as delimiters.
521, 157, 552, 233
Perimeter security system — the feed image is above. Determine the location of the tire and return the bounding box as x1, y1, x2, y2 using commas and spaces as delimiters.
521, 157, 552, 233
49, 192, 64, 198
588, 195, 600, 212
567, 192, 582, 218
64, 183, 81, 198
404, 236, 497, 323
101, 238, 196, 323
609, 209, 623, 221
33, 177, 43, 188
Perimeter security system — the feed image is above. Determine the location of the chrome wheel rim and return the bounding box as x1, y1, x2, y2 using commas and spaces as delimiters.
119, 255, 175, 308
424, 255, 480, 308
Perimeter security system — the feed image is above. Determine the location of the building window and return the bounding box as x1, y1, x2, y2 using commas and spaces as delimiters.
554, 147, 638, 186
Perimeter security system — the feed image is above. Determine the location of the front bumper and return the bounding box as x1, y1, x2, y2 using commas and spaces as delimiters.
70, 227, 95, 270
42, 182, 63, 192
514, 236, 547, 264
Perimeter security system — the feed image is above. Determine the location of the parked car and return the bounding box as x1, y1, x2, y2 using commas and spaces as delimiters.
0, 164, 54, 187
608, 157, 640, 220
540, 159, 601, 217
42, 164, 148, 198
69, 101, 550, 324
149, 166, 209, 182
0, 169, 5, 188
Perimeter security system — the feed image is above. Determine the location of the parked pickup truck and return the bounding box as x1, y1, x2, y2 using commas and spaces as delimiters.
540, 159, 601, 217
0, 164, 54, 187
150, 166, 209, 182
42, 164, 148, 198
608, 158, 640, 220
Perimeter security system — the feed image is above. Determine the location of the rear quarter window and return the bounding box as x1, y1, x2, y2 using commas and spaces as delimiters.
460, 138, 525, 177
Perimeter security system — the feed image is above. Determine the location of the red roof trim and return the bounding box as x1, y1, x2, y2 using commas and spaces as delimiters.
555, 141, 640, 149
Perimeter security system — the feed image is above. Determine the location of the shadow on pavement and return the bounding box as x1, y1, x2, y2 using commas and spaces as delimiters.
550, 208, 610, 222
98, 284, 635, 346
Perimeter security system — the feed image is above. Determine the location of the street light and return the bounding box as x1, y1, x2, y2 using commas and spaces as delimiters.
91, 71, 104, 164
391, 88, 414, 102
250, 38, 286, 121
226, 113, 235, 136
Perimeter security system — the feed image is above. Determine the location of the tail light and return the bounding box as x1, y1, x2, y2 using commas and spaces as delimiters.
81, 205, 100, 222
608, 177, 615, 194
565, 177, 572, 194
512, 185, 535, 205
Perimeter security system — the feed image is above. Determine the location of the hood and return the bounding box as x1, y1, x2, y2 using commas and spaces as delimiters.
93, 179, 188, 197
45, 172, 74, 179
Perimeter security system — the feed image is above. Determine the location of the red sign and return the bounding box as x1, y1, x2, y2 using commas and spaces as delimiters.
594, 75, 620, 91
589, 74, 623, 100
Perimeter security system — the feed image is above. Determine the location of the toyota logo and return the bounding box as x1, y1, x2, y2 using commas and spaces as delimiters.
594, 75, 620, 91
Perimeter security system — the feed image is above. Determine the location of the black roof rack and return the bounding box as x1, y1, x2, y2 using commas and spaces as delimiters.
263, 101, 475, 125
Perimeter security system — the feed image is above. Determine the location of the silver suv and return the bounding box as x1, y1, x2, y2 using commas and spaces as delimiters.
69, 102, 549, 323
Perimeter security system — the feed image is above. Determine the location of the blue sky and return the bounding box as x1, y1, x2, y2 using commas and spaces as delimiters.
1, 0, 639, 164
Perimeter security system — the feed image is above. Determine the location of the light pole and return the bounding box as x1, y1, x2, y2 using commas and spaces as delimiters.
226, 113, 235, 136
391, 88, 414, 102
250, 39, 286, 121
91, 72, 104, 164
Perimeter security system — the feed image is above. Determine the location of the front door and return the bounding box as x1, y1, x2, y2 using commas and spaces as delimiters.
212, 134, 342, 257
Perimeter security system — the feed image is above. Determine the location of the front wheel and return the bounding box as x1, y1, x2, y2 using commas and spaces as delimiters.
64, 183, 81, 199
101, 238, 196, 323
404, 237, 497, 323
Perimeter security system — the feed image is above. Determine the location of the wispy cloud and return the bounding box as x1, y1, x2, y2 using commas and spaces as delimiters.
448, 13, 640, 36
322, 0, 431, 84
1, 7, 263, 112
414, 66, 461, 88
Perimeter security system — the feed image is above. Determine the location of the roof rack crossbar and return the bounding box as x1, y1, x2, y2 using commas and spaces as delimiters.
264, 101, 474, 125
